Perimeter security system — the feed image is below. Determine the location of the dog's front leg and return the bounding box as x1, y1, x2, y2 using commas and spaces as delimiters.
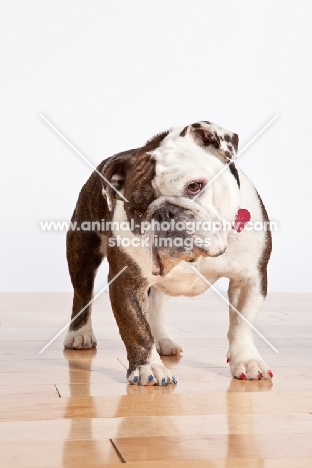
108, 258, 177, 386
227, 278, 273, 380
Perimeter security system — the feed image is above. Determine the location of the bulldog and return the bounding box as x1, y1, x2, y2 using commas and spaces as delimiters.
64, 121, 273, 385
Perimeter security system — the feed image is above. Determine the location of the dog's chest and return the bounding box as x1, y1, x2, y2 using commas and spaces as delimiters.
153, 259, 221, 297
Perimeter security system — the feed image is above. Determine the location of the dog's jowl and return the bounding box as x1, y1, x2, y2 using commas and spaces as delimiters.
64, 121, 272, 385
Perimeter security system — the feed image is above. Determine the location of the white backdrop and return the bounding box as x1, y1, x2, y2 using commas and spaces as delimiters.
0, 0, 311, 292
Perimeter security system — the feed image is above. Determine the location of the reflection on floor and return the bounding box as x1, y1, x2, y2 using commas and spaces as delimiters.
0, 291, 312, 467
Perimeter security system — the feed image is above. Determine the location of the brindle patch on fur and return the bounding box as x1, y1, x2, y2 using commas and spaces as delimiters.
257, 192, 272, 296
101, 149, 138, 211
67, 230, 104, 330
232, 133, 239, 152
144, 130, 170, 152
193, 128, 221, 150
180, 126, 188, 137
107, 247, 153, 376
228, 162, 240, 188
66, 166, 112, 330
123, 151, 157, 232
66, 132, 168, 340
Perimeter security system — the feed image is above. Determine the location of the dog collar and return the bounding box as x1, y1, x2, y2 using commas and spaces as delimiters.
233, 208, 251, 232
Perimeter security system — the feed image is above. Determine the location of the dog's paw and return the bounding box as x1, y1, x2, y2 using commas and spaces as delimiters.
227, 352, 273, 380
64, 330, 97, 349
128, 363, 177, 386
155, 337, 183, 356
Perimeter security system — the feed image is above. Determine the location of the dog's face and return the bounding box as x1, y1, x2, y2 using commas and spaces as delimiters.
102, 121, 241, 276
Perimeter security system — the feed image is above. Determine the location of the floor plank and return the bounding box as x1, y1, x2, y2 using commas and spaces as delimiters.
0, 292, 311, 466
0, 440, 120, 467
1, 413, 311, 442
112, 434, 312, 461
1, 391, 312, 421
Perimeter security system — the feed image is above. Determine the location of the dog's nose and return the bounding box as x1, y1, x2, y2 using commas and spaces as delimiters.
154, 205, 179, 223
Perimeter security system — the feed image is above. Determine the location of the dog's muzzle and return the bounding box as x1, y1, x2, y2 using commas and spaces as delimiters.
149, 203, 226, 276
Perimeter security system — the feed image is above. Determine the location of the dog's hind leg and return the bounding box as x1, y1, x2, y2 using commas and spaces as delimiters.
64, 231, 105, 349
147, 286, 183, 356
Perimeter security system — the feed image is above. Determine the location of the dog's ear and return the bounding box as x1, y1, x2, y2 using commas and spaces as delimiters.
193, 127, 222, 151
230, 132, 239, 153
182, 122, 239, 163
101, 151, 134, 211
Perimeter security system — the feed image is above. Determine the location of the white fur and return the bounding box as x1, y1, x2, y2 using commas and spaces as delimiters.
63, 314, 97, 349
151, 131, 240, 223
127, 344, 175, 386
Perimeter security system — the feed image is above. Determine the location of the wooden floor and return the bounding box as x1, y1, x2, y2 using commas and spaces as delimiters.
0, 291, 311, 467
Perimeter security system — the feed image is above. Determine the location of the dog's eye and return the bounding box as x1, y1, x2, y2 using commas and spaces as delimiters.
187, 182, 202, 195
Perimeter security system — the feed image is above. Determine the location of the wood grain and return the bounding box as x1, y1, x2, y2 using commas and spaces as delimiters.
0, 291, 311, 466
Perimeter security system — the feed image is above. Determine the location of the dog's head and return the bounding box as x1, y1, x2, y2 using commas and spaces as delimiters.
102, 121, 240, 275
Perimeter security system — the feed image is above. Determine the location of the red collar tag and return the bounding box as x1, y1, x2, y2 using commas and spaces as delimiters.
233, 208, 251, 233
